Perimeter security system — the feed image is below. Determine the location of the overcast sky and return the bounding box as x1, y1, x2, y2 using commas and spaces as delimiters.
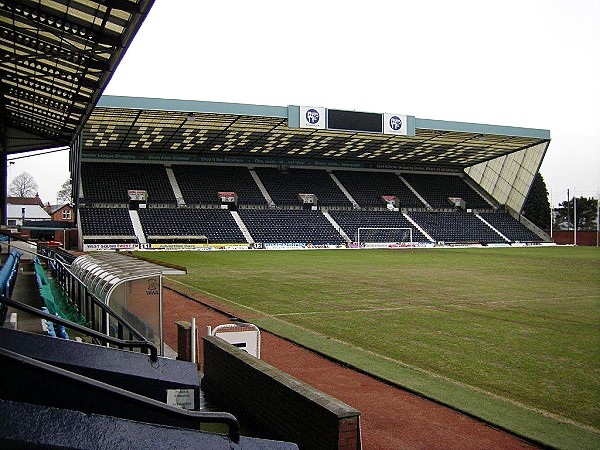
14, 0, 599, 205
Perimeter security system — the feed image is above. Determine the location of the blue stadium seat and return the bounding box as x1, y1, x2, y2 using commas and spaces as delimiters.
138, 208, 246, 243
479, 212, 543, 243
81, 162, 177, 205
173, 165, 267, 206
329, 210, 432, 243
408, 211, 506, 244
239, 209, 345, 245
333, 170, 423, 208
78, 163, 544, 246
402, 173, 491, 210
255, 167, 351, 207
79, 207, 136, 238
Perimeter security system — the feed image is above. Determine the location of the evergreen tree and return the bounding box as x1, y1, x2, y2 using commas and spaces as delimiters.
555, 197, 598, 230
574, 197, 598, 230
522, 172, 551, 229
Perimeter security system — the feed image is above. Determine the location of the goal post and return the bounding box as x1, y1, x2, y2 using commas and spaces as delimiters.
356, 227, 413, 248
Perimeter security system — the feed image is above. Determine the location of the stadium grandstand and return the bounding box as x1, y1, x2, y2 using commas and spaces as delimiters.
74, 95, 551, 250
0, 0, 555, 448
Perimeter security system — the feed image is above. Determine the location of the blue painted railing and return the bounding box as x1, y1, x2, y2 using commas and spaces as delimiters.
0, 249, 22, 324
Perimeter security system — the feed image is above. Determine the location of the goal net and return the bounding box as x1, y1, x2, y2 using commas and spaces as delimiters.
356, 227, 413, 248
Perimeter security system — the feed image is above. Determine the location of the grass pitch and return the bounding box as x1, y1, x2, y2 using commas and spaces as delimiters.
137, 246, 600, 440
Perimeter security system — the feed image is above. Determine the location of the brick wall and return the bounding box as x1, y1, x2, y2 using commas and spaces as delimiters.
338, 417, 360, 450
552, 230, 599, 246
203, 336, 361, 450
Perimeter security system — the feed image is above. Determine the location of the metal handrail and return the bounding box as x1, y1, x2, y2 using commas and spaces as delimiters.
32, 247, 156, 353
0, 346, 240, 443
4, 242, 160, 360
1, 296, 158, 361
52, 258, 151, 345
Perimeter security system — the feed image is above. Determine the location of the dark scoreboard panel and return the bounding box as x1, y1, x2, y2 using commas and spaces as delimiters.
327, 109, 383, 133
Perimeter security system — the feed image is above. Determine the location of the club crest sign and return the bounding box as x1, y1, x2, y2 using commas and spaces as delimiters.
300, 106, 326, 129
383, 113, 408, 135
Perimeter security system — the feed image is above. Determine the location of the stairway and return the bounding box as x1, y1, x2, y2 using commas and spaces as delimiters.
398, 174, 431, 209
329, 172, 360, 209
6, 259, 43, 334
403, 212, 435, 242
128, 209, 147, 245
249, 169, 275, 207
230, 210, 254, 244
322, 210, 351, 243
165, 166, 186, 206
0, 329, 297, 449
476, 213, 510, 242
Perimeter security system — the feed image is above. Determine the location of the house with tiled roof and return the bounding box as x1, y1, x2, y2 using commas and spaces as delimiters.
6, 200, 78, 247
44, 204, 75, 223
7, 194, 45, 207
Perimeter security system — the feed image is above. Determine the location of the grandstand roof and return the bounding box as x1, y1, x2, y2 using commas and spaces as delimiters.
82, 95, 550, 170
0, 0, 154, 154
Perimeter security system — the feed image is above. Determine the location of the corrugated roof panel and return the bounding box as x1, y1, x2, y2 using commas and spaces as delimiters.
1, 0, 155, 154
81, 97, 550, 169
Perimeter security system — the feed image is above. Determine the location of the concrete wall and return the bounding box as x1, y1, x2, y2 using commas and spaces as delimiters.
203, 336, 361, 450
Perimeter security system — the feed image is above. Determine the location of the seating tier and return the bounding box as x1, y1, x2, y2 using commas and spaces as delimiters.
79, 207, 135, 237
81, 162, 176, 205
138, 208, 246, 243
479, 212, 543, 243
402, 173, 491, 209
239, 209, 344, 245
329, 210, 431, 243
409, 211, 505, 244
173, 165, 267, 206
333, 170, 423, 208
254, 168, 351, 207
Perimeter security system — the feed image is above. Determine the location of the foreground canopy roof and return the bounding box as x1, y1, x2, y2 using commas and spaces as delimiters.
0, 0, 154, 154
70, 252, 184, 305
82, 95, 550, 170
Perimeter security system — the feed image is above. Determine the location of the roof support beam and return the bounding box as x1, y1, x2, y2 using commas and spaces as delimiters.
0, 0, 156, 154
0, 1, 123, 48
0, 60, 101, 91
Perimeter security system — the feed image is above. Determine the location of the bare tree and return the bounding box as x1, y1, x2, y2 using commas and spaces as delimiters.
56, 179, 72, 204
8, 172, 38, 197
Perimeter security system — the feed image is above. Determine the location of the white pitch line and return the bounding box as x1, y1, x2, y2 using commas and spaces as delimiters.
271, 306, 420, 316
347, 341, 600, 434
271, 294, 599, 317
168, 279, 268, 316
